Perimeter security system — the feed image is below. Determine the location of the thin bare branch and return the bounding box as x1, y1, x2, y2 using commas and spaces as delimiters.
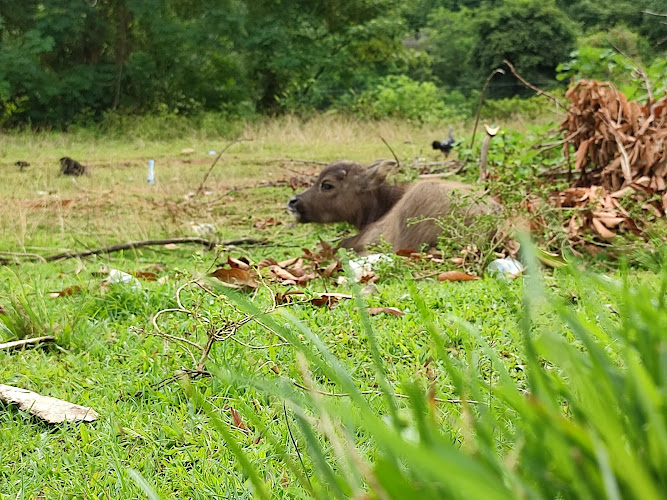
503, 59, 567, 110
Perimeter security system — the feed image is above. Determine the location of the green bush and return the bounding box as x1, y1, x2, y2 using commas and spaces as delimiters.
350, 75, 453, 123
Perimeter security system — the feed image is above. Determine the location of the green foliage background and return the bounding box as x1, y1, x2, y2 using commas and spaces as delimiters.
0, 0, 665, 127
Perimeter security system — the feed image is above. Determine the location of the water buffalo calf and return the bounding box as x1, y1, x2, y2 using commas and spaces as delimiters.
287, 160, 501, 252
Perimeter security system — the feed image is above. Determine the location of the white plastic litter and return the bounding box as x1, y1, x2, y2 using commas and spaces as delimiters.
190, 222, 216, 238
337, 254, 393, 284
147, 159, 155, 185
487, 256, 523, 276
108, 269, 141, 290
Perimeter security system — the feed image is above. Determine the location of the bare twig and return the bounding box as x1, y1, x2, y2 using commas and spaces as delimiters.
0, 336, 55, 351
503, 59, 567, 110
640, 9, 667, 17
379, 136, 401, 168
0, 252, 47, 263
196, 139, 246, 195
534, 125, 585, 154
607, 40, 655, 108
470, 68, 505, 148
0, 237, 264, 264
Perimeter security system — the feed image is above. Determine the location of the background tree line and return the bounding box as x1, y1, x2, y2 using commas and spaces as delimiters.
0, 0, 664, 128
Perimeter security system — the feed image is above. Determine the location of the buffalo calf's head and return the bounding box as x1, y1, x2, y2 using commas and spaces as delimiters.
287, 160, 401, 229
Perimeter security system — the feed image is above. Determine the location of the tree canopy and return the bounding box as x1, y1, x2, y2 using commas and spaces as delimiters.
0, 0, 664, 127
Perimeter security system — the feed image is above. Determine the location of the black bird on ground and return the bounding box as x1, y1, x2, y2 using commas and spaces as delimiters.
432, 126, 456, 156
59, 157, 88, 176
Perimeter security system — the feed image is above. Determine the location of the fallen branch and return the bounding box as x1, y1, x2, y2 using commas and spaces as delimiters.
0, 237, 264, 264
0, 336, 55, 351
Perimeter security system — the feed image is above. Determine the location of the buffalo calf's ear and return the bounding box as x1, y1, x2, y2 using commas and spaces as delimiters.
358, 159, 396, 192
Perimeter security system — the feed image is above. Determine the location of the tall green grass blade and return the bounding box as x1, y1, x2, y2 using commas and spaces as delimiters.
127, 469, 162, 500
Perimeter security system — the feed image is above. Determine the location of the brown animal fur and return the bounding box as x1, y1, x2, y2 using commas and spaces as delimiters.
287, 160, 501, 252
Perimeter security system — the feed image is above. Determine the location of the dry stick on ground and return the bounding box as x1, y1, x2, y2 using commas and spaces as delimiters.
0, 237, 263, 265
503, 59, 567, 110
196, 138, 246, 195
0, 336, 55, 351
470, 68, 506, 149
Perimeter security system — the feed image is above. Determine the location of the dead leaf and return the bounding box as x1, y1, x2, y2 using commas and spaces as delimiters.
163, 243, 178, 250
310, 293, 352, 308
227, 256, 251, 270
210, 268, 258, 290
257, 257, 278, 268
229, 407, 246, 429
254, 218, 281, 229
322, 260, 342, 277
277, 257, 300, 268
0, 384, 98, 424
275, 291, 305, 304
367, 307, 404, 317
49, 285, 82, 298
395, 248, 420, 258
591, 218, 616, 240
437, 271, 481, 282
132, 271, 158, 281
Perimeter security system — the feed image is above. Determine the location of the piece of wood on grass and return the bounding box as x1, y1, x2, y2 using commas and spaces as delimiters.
0, 336, 55, 351
0, 384, 98, 423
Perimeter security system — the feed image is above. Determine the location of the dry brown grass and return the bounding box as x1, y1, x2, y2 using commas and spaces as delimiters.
0, 115, 460, 254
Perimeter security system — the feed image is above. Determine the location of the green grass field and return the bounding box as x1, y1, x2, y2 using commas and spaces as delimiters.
1, 116, 665, 499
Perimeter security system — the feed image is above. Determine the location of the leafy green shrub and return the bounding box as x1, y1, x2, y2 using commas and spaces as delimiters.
195, 253, 667, 499
350, 75, 452, 123
480, 93, 564, 121
557, 44, 667, 102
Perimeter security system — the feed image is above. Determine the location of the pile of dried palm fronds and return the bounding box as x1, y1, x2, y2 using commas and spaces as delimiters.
556, 79, 666, 242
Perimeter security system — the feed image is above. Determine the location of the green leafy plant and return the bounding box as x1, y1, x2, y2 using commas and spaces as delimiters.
351, 75, 451, 123
199, 251, 667, 499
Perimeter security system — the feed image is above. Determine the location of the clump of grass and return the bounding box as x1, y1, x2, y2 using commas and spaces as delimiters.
200, 249, 667, 499
0, 284, 51, 340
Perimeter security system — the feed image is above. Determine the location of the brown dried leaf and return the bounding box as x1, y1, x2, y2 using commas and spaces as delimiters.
591, 218, 617, 240
227, 256, 251, 270
275, 291, 305, 304
277, 257, 299, 268
395, 248, 420, 258
132, 271, 158, 281
437, 271, 481, 282
210, 268, 258, 290
367, 307, 404, 317
49, 285, 83, 298
257, 257, 278, 268
310, 293, 352, 308
322, 260, 342, 278
230, 407, 246, 429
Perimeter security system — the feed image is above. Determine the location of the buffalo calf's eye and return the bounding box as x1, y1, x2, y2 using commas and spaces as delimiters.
320, 181, 334, 191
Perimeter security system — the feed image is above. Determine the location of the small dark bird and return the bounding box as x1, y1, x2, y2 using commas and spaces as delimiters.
59, 157, 88, 176
432, 126, 456, 156
15, 161, 30, 171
